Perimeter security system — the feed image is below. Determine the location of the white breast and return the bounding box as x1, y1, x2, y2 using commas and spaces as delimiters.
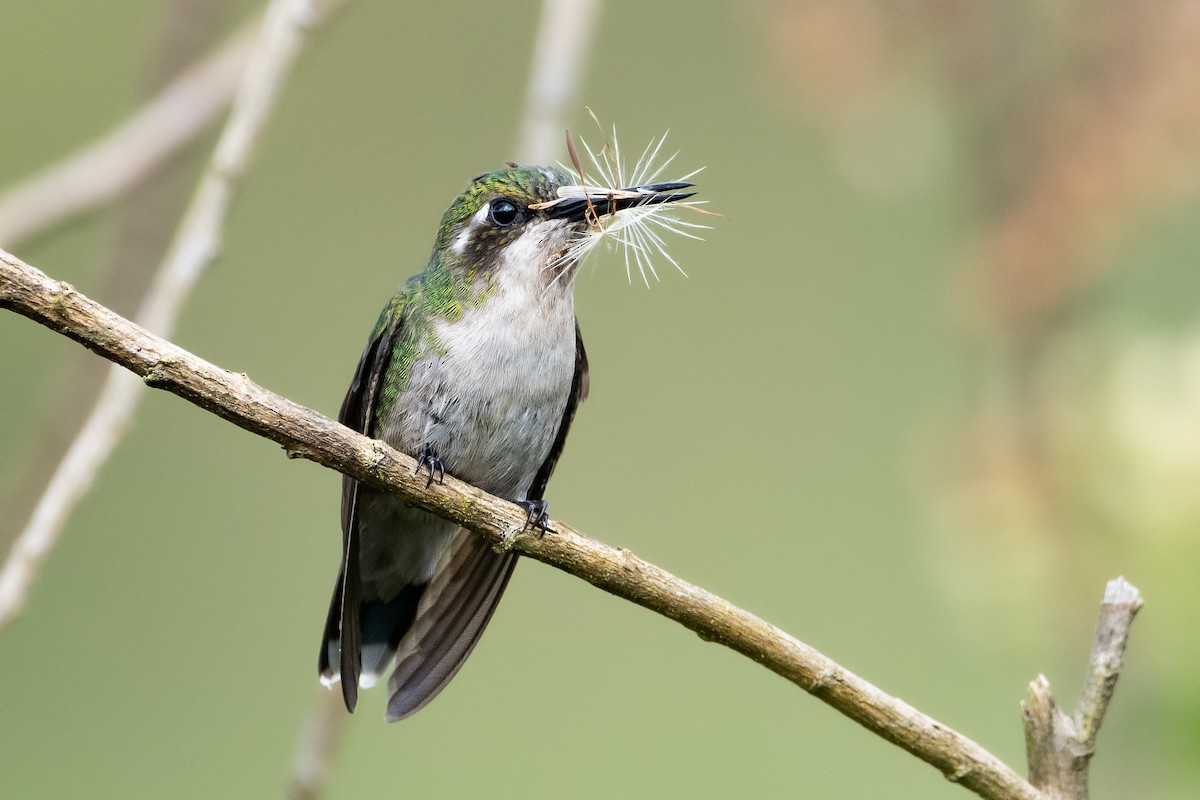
386, 222, 578, 500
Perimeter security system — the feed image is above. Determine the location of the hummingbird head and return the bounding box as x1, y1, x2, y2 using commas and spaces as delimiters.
431, 164, 696, 289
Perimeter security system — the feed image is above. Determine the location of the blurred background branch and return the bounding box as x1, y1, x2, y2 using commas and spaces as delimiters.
287, 689, 349, 800
0, 11, 256, 250
0, 0, 348, 635
514, 0, 601, 164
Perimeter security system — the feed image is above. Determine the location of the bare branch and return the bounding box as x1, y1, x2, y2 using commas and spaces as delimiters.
0, 16, 258, 248
1022, 576, 1143, 799
0, 0, 348, 635
0, 248, 1042, 800
287, 690, 349, 800
514, 0, 602, 163
1076, 578, 1142, 747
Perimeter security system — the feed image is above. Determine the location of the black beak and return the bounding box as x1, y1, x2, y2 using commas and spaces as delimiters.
546, 181, 696, 222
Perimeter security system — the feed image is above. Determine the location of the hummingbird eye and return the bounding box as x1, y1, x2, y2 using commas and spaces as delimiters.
487, 198, 525, 227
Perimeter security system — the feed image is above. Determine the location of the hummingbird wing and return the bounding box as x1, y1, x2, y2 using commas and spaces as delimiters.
319, 299, 410, 713
383, 322, 589, 721
384, 530, 517, 720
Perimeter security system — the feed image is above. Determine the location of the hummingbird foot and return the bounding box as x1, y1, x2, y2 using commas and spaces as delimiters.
518, 499, 551, 536
415, 445, 446, 488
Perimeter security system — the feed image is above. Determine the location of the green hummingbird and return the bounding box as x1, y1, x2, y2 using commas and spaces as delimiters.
319, 163, 696, 721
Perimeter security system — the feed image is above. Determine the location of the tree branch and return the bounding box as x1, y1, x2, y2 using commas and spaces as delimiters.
0, 248, 1043, 800
1022, 577, 1143, 799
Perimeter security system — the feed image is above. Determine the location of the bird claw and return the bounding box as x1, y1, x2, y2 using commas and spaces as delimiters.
415, 445, 446, 488
519, 499, 551, 536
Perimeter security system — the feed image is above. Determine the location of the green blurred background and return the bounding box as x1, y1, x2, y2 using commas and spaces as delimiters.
3, 1, 1199, 797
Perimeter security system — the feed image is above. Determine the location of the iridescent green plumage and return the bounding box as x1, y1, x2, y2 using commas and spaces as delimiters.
367, 166, 574, 422
432, 165, 566, 252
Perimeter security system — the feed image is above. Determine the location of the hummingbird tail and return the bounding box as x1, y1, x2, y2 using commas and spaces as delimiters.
358, 586, 425, 686
318, 528, 517, 721
317, 578, 425, 692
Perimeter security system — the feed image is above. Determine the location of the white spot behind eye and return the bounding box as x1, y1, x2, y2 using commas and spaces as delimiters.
451, 204, 494, 256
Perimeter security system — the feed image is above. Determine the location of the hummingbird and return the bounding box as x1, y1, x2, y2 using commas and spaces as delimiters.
319, 163, 697, 721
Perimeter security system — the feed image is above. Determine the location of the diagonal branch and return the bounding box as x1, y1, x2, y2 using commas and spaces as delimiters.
0, 248, 1042, 800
